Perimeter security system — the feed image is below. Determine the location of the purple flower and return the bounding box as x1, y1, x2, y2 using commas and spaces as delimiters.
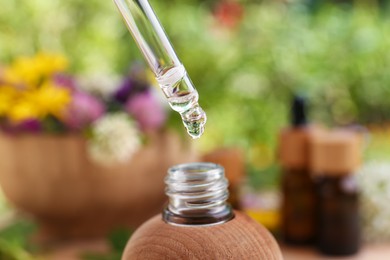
1, 119, 42, 134
18, 119, 42, 132
53, 73, 77, 91
64, 91, 105, 130
125, 91, 166, 131
114, 78, 134, 103
114, 78, 149, 104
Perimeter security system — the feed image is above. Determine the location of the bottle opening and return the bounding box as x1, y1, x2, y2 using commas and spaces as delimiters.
163, 163, 234, 226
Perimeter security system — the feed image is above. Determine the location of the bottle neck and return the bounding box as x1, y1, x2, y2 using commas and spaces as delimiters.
163, 163, 234, 226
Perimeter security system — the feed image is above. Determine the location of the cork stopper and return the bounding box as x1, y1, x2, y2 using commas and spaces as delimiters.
310, 130, 361, 176
279, 128, 311, 169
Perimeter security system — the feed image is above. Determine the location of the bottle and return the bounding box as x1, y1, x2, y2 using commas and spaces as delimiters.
310, 130, 361, 256
123, 163, 283, 259
279, 95, 317, 244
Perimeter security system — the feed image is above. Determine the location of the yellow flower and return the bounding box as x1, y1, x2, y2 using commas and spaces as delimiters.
34, 52, 69, 77
8, 100, 40, 123
2, 53, 68, 87
5, 82, 71, 123
0, 86, 17, 116
0, 53, 71, 123
3, 56, 39, 86
29, 82, 71, 119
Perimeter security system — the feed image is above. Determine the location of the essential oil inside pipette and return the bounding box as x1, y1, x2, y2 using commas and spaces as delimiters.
113, 0, 206, 138
181, 104, 206, 139
158, 66, 207, 139
169, 95, 207, 139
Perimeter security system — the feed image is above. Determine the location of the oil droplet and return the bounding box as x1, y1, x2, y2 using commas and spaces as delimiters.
181, 105, 207, 139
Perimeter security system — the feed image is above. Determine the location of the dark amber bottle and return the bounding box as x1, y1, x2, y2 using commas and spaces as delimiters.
279, 96, 317, 244
310, 130, 361, 256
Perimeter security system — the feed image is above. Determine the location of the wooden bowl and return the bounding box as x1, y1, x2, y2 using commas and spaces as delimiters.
0, 130, 197, 238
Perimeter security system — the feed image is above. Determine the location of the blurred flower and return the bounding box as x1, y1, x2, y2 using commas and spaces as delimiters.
27, 82, 71, 119
54, 73, 77, 91
114, 63, 150, 103
3, 53, 68, 87
125, 90, 166, 131
357, 162, 390, 242
64, 91, 105, 130
8, 100, 40, 123
34, 52, 68, 77
5, 81, 70, 123
114, 77, 148, 104
88, 112, 141, 165
0, 54, 163, 164
17, 119, 42, 132
0, 85, 17, 116
3, 57, 38, 86
78, 73, 120, 100
214, 0, 244, 29
0, 53, 71, 123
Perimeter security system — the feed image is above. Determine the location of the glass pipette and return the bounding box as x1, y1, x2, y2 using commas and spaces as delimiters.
113, 0, 207, 139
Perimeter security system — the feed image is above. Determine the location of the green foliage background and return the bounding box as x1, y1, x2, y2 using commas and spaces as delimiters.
1, 0, 390, 170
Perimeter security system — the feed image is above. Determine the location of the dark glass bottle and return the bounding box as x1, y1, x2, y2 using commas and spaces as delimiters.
316, 175, 359, 255
281, 167, 316, 244
279, 96, 317, 244
310, 130, 361, 256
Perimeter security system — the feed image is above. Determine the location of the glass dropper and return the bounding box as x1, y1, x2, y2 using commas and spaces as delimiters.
113, 0, 207, 139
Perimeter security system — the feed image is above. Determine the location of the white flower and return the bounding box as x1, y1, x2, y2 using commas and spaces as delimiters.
357, 162, 390, 242
88, 112, 141, 165
78, 73, 120, 100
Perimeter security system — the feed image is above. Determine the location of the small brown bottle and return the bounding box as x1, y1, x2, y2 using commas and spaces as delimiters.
279, 96, 317, 244
122, 163, 283, 260
310, 130, 361, 256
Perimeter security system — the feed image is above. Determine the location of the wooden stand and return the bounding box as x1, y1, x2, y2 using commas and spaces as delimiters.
123, 211, 283, 259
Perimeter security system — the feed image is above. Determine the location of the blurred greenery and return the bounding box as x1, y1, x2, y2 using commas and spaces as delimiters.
363, 126, 390, 161
2, 0, 390, 185
0, 218, 133, 260
0, 220, 36, 260
81, 228, 133, 260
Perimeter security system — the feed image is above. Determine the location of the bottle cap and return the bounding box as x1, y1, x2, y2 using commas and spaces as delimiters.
291, 95, 307, 127
310, 130, 361, 176
278, 95, 312, 169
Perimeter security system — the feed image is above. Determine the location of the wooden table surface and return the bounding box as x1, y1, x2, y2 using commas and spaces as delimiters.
41, 240, 390, 259
281, 243, 390, 260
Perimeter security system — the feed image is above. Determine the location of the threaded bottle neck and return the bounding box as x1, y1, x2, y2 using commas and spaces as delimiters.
163, 163, 234, 226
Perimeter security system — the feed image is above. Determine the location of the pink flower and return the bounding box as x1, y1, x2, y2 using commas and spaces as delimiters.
64, 91, 105, 130
53, 73, 77, 91
125, 91, 166, 131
